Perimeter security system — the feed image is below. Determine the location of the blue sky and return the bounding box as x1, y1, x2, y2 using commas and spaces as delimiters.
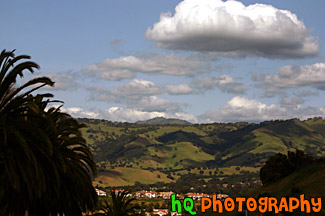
2, 0, 325, 123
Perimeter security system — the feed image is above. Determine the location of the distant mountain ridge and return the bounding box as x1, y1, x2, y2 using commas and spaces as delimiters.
135, 117, 192, 125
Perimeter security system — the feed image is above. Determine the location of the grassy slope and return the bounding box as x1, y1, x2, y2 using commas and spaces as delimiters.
94, 167, 174, 187
222, 119, 325, 166
79, 118, 325, 187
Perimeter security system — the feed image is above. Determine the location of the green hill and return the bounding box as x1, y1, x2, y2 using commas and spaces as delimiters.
78, 117, 325, 187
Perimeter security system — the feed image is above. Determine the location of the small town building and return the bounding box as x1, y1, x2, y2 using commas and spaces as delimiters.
135, 190, 158, 198
159, 191, 174, 199
186, 193, 210, 200
95, 188, 107, 196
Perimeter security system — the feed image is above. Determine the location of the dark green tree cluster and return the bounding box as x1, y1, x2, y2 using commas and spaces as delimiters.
0, 50, 97, 215
260, 149, 315, 185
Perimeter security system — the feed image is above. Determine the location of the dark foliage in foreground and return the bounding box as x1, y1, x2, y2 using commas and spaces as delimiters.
0, 49, 97, 215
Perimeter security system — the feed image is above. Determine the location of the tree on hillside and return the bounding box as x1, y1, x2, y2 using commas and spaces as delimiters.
0, 49, 97, 215
260, 153, 293, 185
260, 149, 315, 185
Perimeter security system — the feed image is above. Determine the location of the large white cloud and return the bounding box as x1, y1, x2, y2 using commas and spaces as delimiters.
61, 107, 99, 119
146, 0, 319, 58
199, 96, 325, 123
103, 107, 165, 122
84, 54, 210, 79
194, 75, 246, 94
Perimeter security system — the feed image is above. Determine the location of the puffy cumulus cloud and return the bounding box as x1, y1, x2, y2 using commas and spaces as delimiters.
41, 72, 79, 90
194, 75, 246, 94
102, 107, 165, 122
199, 96, 325, 123
263, 63, 325, 90
226, 96, 274, 110
166, 84, 195, 95
101, 107, 197, 123
61, 107, 99, 119
84, 54, 210, 80
89, 79, 163, 103
137, 96, 185, 112
199, 96, 277, 122
146, 0, 319, 58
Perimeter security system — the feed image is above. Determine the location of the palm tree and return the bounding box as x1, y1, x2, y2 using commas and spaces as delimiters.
27, 103, 98, 215
0, 49, 97, 215
0, 49, 56, 215
96, 190, 140, 216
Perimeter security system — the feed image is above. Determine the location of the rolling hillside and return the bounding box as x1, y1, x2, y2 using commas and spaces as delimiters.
79, 117, 325, 187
